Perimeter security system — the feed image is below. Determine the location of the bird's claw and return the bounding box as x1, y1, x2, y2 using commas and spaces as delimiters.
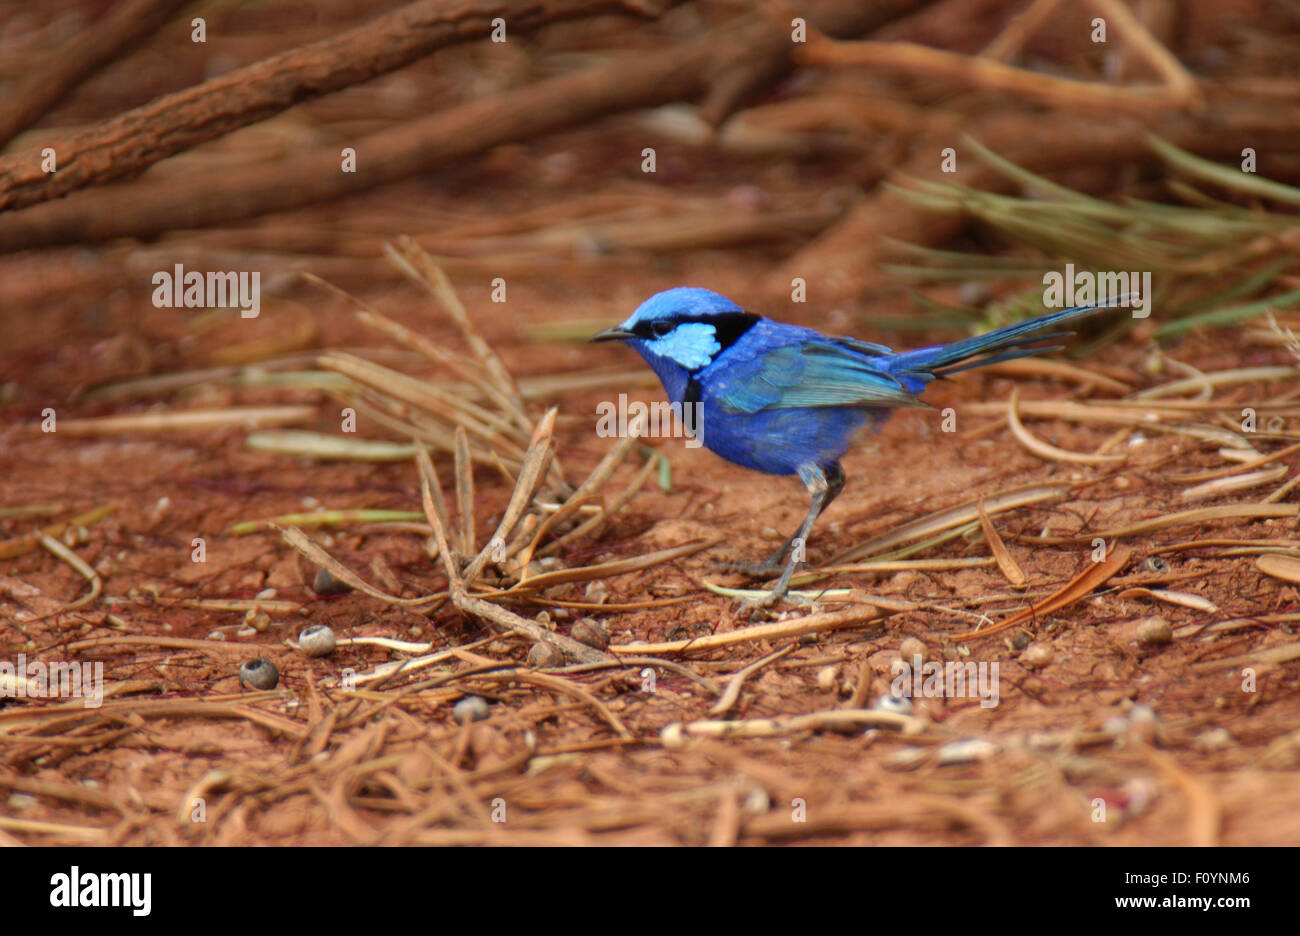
736, 587, 818, 621
738, 593, 780, 621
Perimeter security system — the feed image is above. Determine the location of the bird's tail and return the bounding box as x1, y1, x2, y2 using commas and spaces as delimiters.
884, 296, 1130, 380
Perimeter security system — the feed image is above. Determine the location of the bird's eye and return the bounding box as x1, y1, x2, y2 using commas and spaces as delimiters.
650, 321, 673, 338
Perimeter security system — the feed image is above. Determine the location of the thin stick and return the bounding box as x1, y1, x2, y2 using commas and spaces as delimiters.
613, 607, 885, 656
977, 499, 1026, 586
415, 443, 609, 664
37, 535, 101, 611
709, 644, 797, 716
1007, 388, 1125, 465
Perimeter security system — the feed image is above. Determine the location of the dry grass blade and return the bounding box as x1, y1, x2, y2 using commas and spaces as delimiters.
453, 427, 475, 556
831, 483, 1070, 564
1007, 388, 1125, 465
462, 409, 557, 586
1023, 504, 1299, 544
414, 442, 608, 664
507, 540, 718, 593
949, 545, 1134, 641
245, 430, 416, 461
62, 634, 283, 657
985, 356, 1131, 393
666, 708, 924, 742
463, 670, 632, 739
0, 505, 114, 560
385, 237, 531, 434
1174, 441, 1300, 482
1256, 553, 1300, 584
37, 535, 101, 612
709, 644, 797, 716
278, 525, 442, 607
302, 272, 526, 426
1190, 639, 1300, 673
415, 442, 459, 568
0, 817, 108, 840
978, 498, 1026, 586
1131, 365, 1299, 400
28, 406, 316, 435
1181, 466, 1288, 501
792, 557, 994, 587
319, 352, 524, 455
528, 410, 648, 561
1116, 587, 1218, 612
614, 607, 885, 656
549, 450, 659, 548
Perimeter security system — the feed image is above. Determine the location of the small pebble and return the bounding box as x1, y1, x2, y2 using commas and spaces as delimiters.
885, 746, 929, 767
453, 696, 489, 724
1135, 615, 1173, 646
660, 723, 687, 748
873, 693, 913, 716
527, 642, 565, 668
1021, 642, 1054, 669
936, 738, 998, 765
7, 793, 36, 811
297, 624, 337, 658
1141, 556, 1168, 574
1128, 704, 1164, 745
584, 581, 609, 605
1101, 715, 1130, 738
898, 637, 927, 661
312, 568, 352, 595
742, 786, 770, 815
238, 658, 279, 691
816, 665, 839, 691
1119, 777, 1158, 816
571, 619, 610, 650
1194, 727, 1232, 751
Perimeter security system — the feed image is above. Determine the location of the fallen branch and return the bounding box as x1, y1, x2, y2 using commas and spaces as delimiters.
0, 0, 911, 250
0, 0, 190, 148
0, 0, 671, 211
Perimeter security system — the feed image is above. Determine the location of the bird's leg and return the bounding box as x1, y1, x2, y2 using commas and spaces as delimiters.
729, 463, 846, 580
740, 463, 845, 610
727, 535, 797, 578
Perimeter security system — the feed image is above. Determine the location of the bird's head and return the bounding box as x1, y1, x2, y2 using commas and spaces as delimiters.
590, 287, 758, 373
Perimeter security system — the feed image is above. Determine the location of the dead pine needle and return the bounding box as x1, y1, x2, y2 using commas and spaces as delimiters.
977, 498, 1026, 586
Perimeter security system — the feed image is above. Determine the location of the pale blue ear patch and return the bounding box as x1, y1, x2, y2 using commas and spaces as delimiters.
649, 321, 719, 370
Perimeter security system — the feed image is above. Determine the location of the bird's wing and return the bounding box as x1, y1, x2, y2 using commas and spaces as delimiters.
709, 339, 925, 413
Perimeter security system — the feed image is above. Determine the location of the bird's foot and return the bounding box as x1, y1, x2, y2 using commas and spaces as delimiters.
735, 585, 818, 621
737, 593, 781, 621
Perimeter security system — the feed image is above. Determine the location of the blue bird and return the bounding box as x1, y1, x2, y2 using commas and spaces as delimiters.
592, 287, 1121, 605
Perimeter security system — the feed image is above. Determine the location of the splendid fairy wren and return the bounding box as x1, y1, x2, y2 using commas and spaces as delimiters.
593, 288, 1121, 604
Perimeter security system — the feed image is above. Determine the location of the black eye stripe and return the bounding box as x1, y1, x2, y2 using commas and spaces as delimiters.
632, 311, 760, 350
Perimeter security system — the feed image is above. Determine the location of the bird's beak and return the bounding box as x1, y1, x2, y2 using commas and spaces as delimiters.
590, 326, 636, 343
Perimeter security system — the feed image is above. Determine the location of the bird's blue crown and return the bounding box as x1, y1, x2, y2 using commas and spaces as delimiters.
612, 287, 758, 372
